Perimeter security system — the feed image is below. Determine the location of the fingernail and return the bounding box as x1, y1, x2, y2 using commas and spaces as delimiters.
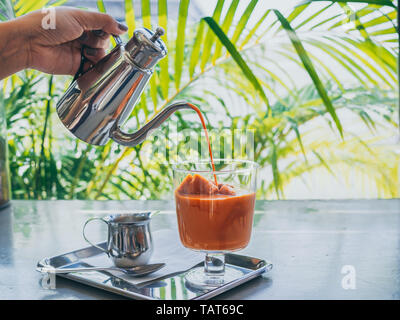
118, 23, 128, 31
85, 47, 98, 56
93, 30, 106, 37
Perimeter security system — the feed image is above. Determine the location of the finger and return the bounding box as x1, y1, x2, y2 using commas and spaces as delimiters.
78, 31, 110, 50
83, 47, 107, 64
73, 9, 128, 35
69, 47, 86, 76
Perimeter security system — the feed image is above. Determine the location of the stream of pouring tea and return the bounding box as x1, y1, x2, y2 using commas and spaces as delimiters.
187, 103, 218, 185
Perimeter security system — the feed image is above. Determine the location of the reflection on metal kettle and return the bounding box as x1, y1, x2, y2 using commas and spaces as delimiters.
56, 27, 193, 147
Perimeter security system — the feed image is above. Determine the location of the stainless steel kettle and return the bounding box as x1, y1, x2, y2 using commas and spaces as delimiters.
56, 27, 192, 147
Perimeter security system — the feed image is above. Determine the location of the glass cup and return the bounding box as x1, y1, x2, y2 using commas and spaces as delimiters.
173, 159, 258, 290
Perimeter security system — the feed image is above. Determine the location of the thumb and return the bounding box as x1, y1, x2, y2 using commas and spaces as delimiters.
73, 9, 128, 35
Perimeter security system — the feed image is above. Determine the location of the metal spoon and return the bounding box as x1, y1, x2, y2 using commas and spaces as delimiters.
36, 263, 166, 277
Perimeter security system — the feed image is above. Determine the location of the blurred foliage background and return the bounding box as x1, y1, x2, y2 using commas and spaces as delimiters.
0, 0, 398, 200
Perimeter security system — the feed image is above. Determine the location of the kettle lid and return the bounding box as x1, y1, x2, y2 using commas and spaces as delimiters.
125, 27, 167, 69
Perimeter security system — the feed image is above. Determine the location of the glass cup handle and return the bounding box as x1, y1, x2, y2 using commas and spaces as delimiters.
82, 217, 109, 254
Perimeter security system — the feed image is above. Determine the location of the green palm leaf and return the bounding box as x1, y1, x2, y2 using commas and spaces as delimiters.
0, 0, 15, 20
240, 9, 271, 49
273, 9, 344, 137
158, 0, 169, 100
212, 0, 240, 63
298, 0, 396, 8
200, 0, 225, 70
230, 0, 258, 44
203, 17, 270, 114
96, 0, 106, 13
141, 0, 151, 29
124, 0, 136, 37
174, 0, 190, 90
189, 19, 205, 78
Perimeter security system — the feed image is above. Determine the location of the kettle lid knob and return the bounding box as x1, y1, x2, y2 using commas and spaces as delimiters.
150, 27, 165, 42
125, 27, 167, 70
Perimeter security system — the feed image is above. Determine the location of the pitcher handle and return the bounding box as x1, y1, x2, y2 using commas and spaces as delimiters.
82, 217, 109, 254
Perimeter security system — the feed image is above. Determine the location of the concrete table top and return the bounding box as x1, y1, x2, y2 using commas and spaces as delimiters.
0, 199, 399, 300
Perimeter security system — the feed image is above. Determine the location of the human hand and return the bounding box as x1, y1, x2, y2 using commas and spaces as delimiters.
1, 7, 127, 77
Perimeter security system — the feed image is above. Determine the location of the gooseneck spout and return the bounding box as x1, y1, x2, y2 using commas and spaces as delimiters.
110, 101, 193, 147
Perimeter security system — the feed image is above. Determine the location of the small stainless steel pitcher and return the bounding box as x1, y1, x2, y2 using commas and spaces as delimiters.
56, 27, 192, 147
83, 212, 156, 268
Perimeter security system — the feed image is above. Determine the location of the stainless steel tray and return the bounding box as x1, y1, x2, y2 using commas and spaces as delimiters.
37, 242, 272, 300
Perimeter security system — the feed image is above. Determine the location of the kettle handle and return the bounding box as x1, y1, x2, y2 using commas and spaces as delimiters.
73, 34, 123, 81
109, 101, 194, 147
